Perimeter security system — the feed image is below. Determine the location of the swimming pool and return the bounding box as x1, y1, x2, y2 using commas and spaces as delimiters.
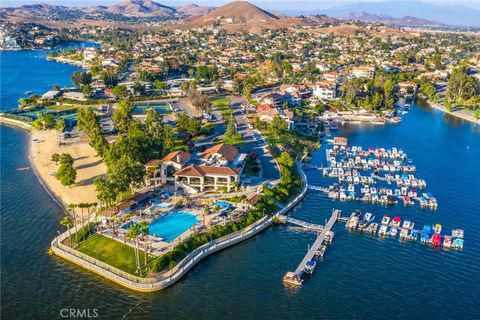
214, 201, 234, 210
149, 212, 199, 242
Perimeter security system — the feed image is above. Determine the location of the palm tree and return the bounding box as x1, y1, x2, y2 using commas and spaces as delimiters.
139, 221, 150, 267
126, 224, 141, 274
68, 203, 78, 242
60, 216, 74, 247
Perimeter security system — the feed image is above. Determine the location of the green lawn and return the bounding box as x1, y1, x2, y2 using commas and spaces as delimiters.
76, 233, 156, 276
212, 98, 232, 119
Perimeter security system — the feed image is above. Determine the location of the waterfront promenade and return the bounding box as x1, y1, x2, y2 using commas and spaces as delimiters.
50, 161, 309, 291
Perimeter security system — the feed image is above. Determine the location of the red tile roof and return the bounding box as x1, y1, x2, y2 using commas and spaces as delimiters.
201, 143, 238, 163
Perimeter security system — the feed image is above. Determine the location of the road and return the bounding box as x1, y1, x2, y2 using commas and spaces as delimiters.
228, 96, 280, 180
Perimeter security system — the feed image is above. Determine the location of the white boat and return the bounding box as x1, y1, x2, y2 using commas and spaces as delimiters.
433, 224, 442, 234
390, 228, 398, 237
304, 261, 317, 274
378, 225, 388, 237
381, 215, 391, 225
283, 272, 303, 286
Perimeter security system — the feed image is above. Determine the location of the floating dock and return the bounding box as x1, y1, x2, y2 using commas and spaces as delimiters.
284, 209, 341, 285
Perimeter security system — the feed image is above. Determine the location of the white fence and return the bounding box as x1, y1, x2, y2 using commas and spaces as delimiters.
51, 161, 309, 291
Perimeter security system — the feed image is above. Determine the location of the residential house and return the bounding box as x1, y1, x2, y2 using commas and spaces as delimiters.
351, 66, 375, 79
260, 92, 288, 108
313, 81, 337, 100
397, 81, 418, 94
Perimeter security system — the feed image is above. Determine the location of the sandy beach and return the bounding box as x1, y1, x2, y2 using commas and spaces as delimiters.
430, 102, 479, 124
29, 129, 107, 208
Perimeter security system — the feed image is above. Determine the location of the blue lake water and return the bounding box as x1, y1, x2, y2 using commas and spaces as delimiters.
1, 47, 480, 319
0, 41, 98, 111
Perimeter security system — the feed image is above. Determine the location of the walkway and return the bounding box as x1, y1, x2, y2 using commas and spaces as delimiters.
294, 209, 341, 275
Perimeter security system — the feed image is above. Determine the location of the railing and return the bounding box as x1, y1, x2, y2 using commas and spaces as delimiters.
51, 161, 310, 290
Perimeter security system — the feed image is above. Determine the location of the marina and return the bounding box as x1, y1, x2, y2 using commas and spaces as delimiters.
283, 207, 464, 287
319, 143, 438, 209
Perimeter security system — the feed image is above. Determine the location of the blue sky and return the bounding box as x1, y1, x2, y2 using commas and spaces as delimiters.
1, 0, 479, 9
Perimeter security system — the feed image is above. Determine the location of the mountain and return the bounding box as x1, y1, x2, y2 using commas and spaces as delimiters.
323, 1, 480, 27
340, 11, 445, 26
105, 0, 176, 17
176, 3, 214, 16
188, 1, 279, 25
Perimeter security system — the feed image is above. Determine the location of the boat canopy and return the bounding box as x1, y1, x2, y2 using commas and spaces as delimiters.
393, 216, 401, 222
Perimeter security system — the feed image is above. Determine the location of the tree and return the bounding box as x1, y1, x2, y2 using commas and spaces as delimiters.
180, 81, 189, 94
421, 82, 436, 98
55, 160, 76, 187
474, 109, 480, 121
383, 79, 395, 109
94, 177, 118, 207
188, 68, 195, 79
132, 82, 145, 95
32, 113, 58, 130
126, 223, 141, 274
446, 66, 478, 103
342, 78, 363, 104
145, 109, 164, 158
102, 72, 119, 88
112, 85, 129, 98
53, 84, 60, 91
268, 115, 288, 137
162, 125, 174, 155
139, 221, 150, 266
60, 216, 74, 246
51, 153, 60, 164
153, 79, 166, 90
188, 90, 211, 112
82, 84, 93, 100
176, 112, 201, 136
71, 71, 92, 89
113, 100, 133, 133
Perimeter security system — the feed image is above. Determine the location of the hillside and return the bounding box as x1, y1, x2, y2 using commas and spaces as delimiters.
105, 0, 176, 17
177, 3, 214, 16
341, 11, 445, 26
186, 1, 279, 26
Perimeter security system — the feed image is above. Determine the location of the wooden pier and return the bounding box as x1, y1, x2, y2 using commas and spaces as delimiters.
286, 217, 324, 231
293, 209, 341, 276
307, 185, 329, 193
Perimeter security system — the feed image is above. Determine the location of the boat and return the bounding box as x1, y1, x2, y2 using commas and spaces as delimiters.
304, 261, 317, 275
283, 272, 303, 286
25, 90, 33, 95
15, 167, 31, 171
324, 231, 335, 244
421, 225, 431, 244
363, 212, 375, 223
392, 216, 401, 227
431, 234, 441, 247
433, 224, 442, 234
381, 215, 390, 225
390, 228, 398, 237
451, 238, 464, 250
452, 229, 464, 238
443, 236, 452, 248
378, 225, 388, 237
315, 245, 327, 258
409, 230, 419, 241
358, 219, 368, 231
402, 219, 413, 230
400, 229, 409, 240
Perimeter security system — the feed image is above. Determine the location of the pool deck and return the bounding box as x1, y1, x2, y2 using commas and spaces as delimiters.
98, 206, 236, 257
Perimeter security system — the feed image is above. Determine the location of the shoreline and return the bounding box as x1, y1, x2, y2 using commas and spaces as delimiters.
427, 101, 478, 124
1, 118, 107, 211
1, 121, 70, 214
